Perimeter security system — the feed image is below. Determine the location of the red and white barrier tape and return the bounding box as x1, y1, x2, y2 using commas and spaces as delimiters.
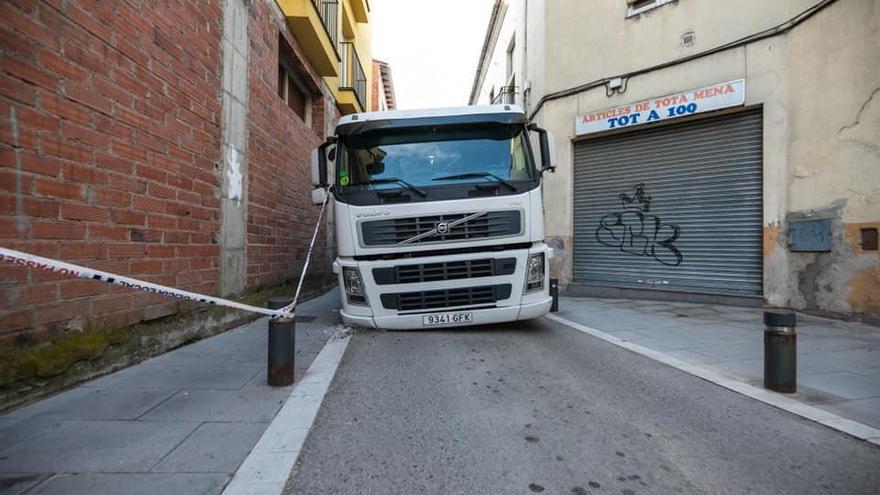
0, 247, 291, 318
1, 189, 332, 318
283, 187, 330, 314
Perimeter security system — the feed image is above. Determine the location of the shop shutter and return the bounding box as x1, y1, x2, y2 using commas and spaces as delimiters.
572, 109, 763, 296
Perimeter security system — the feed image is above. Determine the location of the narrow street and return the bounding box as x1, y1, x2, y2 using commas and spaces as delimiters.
285, 318, 880, 495
2, 1, 878, 494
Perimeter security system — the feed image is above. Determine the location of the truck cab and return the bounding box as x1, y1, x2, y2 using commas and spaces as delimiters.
312, 105, 556, 329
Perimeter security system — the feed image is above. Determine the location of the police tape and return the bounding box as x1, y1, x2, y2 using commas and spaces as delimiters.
0, 247, 292, 318
282, 186, 330, 315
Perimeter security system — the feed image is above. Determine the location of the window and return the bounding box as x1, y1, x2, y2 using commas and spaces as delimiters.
337, 126, 537, 190
626, 0, 675, 17
278, 35, 312, 125
278, 65, 307, 118
861, 228, 878, 251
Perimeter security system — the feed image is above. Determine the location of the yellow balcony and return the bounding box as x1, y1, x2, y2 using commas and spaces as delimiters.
337, 90, 362, 114
276, 0, 340, 77
348, 0, 369, 23
338, 41, 367, 113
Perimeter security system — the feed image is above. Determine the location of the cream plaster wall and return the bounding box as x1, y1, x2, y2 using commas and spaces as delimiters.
472, 0, 879, 318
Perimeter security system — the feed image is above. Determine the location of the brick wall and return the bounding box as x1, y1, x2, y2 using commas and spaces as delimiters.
245, 0, 330, 289
371, 59, 380, 111
0, 0, 332, 347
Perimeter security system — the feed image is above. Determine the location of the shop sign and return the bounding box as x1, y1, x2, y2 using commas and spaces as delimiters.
575, 79, 745, 136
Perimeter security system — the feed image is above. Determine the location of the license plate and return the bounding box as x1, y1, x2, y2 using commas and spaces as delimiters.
422, 312, 474, 326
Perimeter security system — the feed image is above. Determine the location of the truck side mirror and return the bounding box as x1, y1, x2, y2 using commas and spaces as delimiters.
528, 124, 556, 173
311, 136, 337, 187
311, 187, 328, 205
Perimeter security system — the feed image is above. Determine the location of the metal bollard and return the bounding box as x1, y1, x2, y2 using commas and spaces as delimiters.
266, 297, 295, 387
764, 310, 796, 393
549, 278, 559, 312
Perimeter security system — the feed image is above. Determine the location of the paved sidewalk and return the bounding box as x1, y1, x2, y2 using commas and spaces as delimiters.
0, 290, 342, 495
556, 297, 880, 430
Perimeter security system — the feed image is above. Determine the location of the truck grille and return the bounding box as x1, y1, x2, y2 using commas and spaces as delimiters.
380, 284, 512, 311
372, 258, 516, 285
361, 210, 521, 246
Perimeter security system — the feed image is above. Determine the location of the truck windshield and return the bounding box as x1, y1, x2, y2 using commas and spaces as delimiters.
335, 125, 537, 202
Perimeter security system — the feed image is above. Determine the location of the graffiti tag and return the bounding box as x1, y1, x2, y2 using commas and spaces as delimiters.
595, 184, 683, 267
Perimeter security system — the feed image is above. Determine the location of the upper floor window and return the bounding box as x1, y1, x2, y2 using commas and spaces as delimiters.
278, 35, 312, 126
626, 0, 675, 17
278, 65, 309, 122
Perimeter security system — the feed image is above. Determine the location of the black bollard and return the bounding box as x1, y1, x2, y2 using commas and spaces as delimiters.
764, 310, 796, 393
267, 297, 295, 387
549, 278, 559, 312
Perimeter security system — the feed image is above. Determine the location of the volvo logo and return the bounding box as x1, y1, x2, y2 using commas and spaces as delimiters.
435, 222, 450, 234
355, 210, 391, 218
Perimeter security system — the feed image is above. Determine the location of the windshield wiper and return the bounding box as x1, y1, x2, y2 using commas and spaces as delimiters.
432, 171, 517, 191
366, 177, 427, 197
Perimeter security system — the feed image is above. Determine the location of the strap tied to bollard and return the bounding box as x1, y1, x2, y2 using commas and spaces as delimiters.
278, 187, 330, 315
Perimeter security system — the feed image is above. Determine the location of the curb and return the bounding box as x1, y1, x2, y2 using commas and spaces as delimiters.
222, 334, 352, 495
545, 313, 880, 447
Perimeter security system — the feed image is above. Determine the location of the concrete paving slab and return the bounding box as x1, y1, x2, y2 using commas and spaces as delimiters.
5, 387, 176, 420
664, 349, 723, 365
139, 388, 289, 423
853, 366, 880, 379
798, 336, 879, 354
83, 363, 262, 390
713, 358, 764, 381
26, 473, 229, 495
819, 398, 880, 429
0, 473, 48, 494
0, 420, 199, 472
617, 336, 700, 352
800, 371, 880, 400
147, 348, 265, 366
798, 349, 880, 375
0, 418, 61, 452
693, 342, 763, 362
153, 422, 268, 473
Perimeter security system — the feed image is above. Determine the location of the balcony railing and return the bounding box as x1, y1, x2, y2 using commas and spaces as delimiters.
311, 0, 338, 47
491, 85, 516, 105
340, 41, 367, 111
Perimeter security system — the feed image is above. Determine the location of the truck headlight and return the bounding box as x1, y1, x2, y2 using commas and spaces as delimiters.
343, 267, 367, 305
525, 253, 545, 292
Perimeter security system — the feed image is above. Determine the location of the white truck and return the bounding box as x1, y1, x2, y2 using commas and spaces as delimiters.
310, 105, 556, 329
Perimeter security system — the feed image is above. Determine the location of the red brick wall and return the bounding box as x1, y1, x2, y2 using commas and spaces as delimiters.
371, 60, 380, 112
0, 0, 332, 346
245, 0, 329, 289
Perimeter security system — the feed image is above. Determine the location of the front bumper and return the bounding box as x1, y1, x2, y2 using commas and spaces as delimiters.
341, 297, 552, 329
336, 243, 552, 330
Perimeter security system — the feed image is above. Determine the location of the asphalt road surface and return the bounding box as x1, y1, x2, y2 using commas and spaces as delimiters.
284, 317, 880, 494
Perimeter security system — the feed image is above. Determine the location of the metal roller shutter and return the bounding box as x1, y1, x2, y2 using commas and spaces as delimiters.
572, 109, 763, 296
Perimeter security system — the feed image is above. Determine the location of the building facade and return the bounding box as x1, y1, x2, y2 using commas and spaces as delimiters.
471, 0, 879, 321
371, 59, 396, 112
0, 0, 370, 351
